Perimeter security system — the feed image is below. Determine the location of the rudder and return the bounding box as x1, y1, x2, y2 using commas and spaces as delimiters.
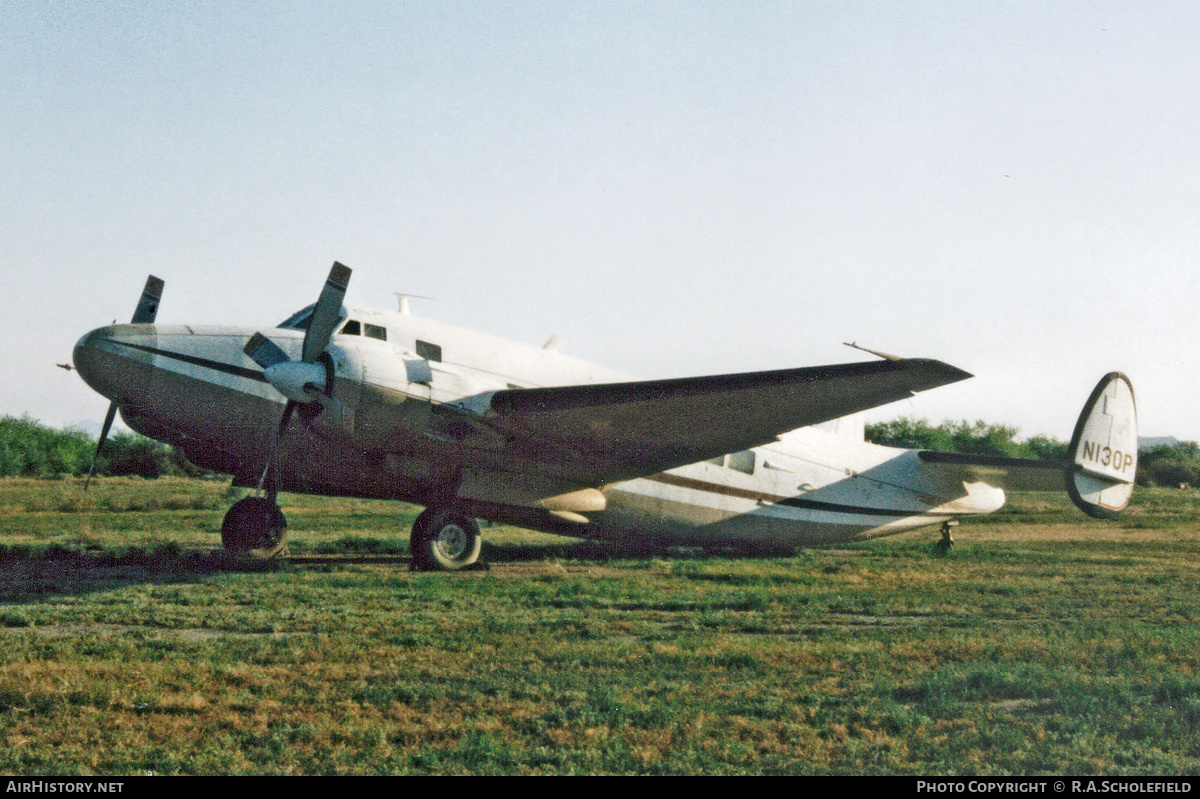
1066, 372, 1138, 518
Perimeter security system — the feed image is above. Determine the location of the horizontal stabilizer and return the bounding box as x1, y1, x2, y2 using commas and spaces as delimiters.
917, 451, 1068, 492
917, 372, 1137, 519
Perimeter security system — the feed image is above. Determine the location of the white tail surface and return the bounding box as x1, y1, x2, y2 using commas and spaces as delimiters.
1066, 372, 1137, 518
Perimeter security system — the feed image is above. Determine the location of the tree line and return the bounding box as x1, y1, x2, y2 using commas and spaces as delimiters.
865, 417, 1199, 489
0, 415, 204, 479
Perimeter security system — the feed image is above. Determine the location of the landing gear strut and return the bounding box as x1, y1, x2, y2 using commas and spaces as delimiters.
937, 520, 958, 554
410, 508, 482, 571
221, 496, 288, 557
224, 263, 351, 558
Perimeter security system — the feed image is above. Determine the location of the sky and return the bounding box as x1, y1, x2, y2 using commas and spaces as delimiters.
3, 1, 1198, 442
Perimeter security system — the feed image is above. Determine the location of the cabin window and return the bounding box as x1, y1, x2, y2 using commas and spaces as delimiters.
727, 450, 756, 475
340, 320, 361, 336
705, 452, 755, 473
416, 340, 442, 362
364, 323, 387, 341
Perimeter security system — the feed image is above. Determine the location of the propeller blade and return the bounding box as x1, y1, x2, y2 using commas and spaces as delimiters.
244, 332, 291, 369
85, 402, 118, 491
277, 400, 296, 439
130, 275, 165, 324
302, 262, 351, 363
252, 263, 350, 503
84, 275, 164, 490
301, 389, 355, 435
260, 400, 297, 500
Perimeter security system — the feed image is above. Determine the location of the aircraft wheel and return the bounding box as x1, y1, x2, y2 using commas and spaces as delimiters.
222, 497, 288, 556
412, 508, 434, 539
410, 509, 481, 571
936, 520, 957, 555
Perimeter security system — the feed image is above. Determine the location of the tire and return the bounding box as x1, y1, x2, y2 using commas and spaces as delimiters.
221, 496, 287, 554
412, 507, 434, 538
410, 509, 481, 571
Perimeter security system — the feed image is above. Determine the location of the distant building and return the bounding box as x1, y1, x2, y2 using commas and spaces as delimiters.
1140, 436, 1183, 450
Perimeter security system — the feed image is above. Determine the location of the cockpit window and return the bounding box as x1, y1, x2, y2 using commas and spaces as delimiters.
336, 320, 385, 340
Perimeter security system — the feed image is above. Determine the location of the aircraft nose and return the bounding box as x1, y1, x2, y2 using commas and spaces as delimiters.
73, 324, 155, 402
74, 325, 121, 399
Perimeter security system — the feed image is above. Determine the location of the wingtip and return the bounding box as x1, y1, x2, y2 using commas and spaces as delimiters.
900, 358, 974, 391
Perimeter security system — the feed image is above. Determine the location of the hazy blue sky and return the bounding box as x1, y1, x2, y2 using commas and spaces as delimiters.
3, 1, 1198, 441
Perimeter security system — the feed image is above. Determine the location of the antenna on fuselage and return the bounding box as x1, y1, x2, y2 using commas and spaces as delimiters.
394, 293, 435, 315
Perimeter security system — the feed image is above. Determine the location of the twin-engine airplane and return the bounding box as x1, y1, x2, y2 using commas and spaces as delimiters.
72, 264, 1138, 570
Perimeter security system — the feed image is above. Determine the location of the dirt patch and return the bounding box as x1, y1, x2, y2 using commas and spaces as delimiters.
1, 623, 303, 642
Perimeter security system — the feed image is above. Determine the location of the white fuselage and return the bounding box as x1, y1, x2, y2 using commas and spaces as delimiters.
73, 304, 1006, 547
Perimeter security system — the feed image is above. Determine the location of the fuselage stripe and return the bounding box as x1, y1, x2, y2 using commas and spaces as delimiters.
101, 339, 267, 383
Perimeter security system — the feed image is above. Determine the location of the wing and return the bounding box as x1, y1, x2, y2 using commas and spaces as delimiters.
916, 451, 1069, 491
456, 358, 971, 484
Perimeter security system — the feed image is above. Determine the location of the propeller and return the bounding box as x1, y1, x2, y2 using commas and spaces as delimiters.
243, 262, 352, 497
86, 275, 164, 490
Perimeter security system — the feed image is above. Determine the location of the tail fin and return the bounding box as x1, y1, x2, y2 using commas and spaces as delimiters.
1065, 372, 1137, 518
917, 372, 1138, 519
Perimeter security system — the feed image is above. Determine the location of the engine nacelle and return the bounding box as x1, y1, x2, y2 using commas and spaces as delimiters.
264, 361, 327, 403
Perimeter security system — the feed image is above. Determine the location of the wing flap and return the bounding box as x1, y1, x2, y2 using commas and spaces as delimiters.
477, 358, 972, 484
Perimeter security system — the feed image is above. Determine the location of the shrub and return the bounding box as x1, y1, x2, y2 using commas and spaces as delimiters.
0, 416, 210, 479
865, 417, 1065, 460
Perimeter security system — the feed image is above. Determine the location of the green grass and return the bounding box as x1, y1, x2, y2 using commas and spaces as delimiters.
0, 477, 1198, 774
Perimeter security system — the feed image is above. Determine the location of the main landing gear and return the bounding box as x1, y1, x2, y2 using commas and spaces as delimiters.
221, 495, 288, 557
220, 263, 352, 558
409, 508, 482, 571
937, 520, 958, 554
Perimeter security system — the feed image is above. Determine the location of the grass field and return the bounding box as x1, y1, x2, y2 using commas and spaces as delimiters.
0, 476, 1198, 775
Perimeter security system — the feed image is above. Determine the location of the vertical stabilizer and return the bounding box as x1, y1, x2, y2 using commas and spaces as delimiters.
1066, 372, 1138, 518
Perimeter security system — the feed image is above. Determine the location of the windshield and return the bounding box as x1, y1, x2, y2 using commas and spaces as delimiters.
278, 304, 316, 330
278, 304, 347, 331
